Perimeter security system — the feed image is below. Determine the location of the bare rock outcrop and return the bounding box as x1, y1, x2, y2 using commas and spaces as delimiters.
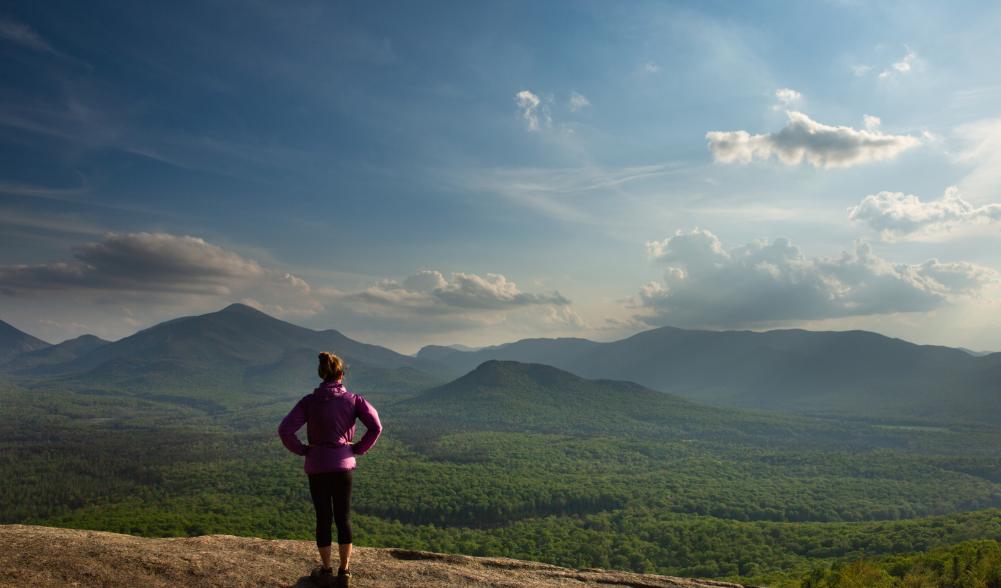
1, 524, 747, 588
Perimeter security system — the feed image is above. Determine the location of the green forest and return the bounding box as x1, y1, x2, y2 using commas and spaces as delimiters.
3, 361, 1001, 587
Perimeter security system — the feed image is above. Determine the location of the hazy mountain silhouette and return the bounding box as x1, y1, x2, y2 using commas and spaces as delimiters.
4, 334, 108, 372
8, 303, 444, 402
394, 360, 874, 449
418, 327, 1001, 423
0, 320, 50, 365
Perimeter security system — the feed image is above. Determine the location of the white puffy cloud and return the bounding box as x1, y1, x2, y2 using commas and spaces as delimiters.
636, 228, 997, 326
353, 270, 569, 311
515, 90, 550, 132
848, 187, 1001, 241
774, 88, 802, 106
319, 270, 585, 339
569, 91, 590, 112
644, 61, 660, 73
863, 114, 881, 130
706, 111, 921, 168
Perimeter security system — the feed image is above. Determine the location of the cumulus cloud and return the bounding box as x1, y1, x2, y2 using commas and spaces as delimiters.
848, 187, 1001, 241
320, 270, 585, 337
644, 61, 660, 73
569, 91, 590, 112
774, 88, 802, 106
706, 111, 921, 168
0, 232, 588, 343
635, 228, 997, 326
863, 114, 881, 130
515, 90, 550, 132
352, 270, 569, 312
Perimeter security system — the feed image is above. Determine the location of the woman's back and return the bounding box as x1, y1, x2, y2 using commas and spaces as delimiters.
278, 379, 382, 475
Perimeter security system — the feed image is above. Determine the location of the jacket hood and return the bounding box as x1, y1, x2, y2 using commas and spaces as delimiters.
313, 380, 346, 400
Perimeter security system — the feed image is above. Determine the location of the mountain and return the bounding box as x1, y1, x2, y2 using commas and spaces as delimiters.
0, 320, 50, 365
10, 303, 445, 404
3, 334, 108, 372
394, 360, 871, 450
418, 327, 1001, 423
1, 525, 742, 588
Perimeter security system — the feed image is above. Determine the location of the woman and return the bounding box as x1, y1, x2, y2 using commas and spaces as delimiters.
279, 352, 382, 588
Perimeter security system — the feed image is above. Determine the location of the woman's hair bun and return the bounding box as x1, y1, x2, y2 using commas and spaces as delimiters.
318, 351, 346, 381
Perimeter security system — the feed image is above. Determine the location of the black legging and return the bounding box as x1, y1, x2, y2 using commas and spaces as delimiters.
308, 470, 353, 547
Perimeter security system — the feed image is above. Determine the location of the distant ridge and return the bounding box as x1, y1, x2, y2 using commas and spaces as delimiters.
0, 320, 50, 365
3, 303, 446, 404
4, 334, 108, 372
418, 326, 1001, 423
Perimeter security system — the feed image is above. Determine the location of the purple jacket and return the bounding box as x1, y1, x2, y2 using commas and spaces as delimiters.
278, 380, 383, 474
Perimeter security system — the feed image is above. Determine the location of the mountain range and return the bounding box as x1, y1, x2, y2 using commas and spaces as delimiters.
1, 304, 998, 423
417, 327, 1001, 423
0, 304, 445, 405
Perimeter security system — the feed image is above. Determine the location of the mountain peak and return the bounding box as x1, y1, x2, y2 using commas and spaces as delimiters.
0, 320, 51, 364
218, 302, 268, 316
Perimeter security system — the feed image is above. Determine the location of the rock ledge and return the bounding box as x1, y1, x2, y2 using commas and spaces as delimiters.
1, 524, 747, 587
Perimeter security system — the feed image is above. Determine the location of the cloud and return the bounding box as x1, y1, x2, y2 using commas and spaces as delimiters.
848, 187, 1001, 241
863, 114, 881, 130
706, 111, 921, 168
569, 91, 590, 112
317, 270, 585, 337
352, 270, 569, 312
852, 64, 872, 77
644, 61, 660, 73
879, 49, 917, 80
774, 88, 802, 107
0, 232, 319, 314
953, 119, 1001, 198
515, 90, 550, 132
635, 228, 997, 326
0, 17, 56, 54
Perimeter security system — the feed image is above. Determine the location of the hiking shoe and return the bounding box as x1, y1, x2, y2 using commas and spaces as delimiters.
336, 568, 352, 588
310, 566, 335, 587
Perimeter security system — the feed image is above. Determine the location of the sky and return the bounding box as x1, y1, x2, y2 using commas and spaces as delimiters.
2, 0, 1001, 353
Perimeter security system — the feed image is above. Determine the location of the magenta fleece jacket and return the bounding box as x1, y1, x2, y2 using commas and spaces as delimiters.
278, 379, 383, 474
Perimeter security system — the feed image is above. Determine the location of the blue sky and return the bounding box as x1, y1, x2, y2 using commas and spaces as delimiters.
2, 0, 1001, 353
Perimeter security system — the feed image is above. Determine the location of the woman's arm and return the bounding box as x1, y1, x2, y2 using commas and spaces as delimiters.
278, 396, 309, 456
351, 395, 383, 455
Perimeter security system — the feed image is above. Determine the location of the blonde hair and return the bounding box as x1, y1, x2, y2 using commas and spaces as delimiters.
318, 352, 345, 381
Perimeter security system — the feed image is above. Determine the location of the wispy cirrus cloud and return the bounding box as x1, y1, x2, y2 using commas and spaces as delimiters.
634, 228, 996, 327
515, 90, 550, 132
569, 91, 590, 112
0, 17, 56, 54
706, 111, 922, 168
879, 48, 918, 80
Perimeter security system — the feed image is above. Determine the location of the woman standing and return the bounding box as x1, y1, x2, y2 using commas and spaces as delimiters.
279, 352, 383, 588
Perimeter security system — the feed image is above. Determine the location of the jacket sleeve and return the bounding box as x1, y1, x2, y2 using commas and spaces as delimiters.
351, 395, 383, 456
278, 396, 309, 456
